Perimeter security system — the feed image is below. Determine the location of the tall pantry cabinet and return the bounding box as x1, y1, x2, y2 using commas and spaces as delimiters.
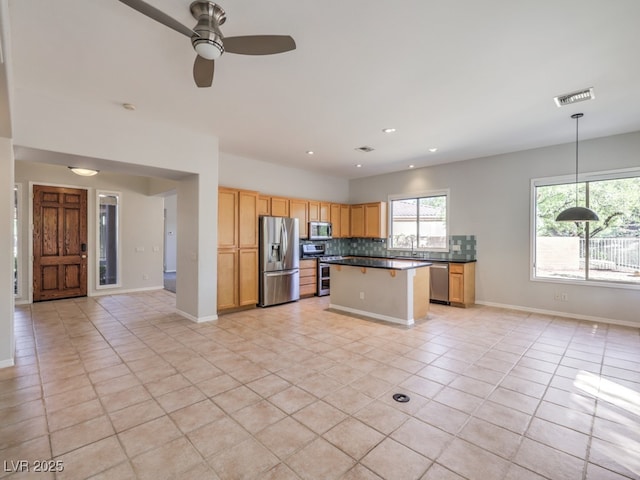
218, 187, 259, 312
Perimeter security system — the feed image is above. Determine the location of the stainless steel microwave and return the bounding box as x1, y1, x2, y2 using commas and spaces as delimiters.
309, 221, 332, 240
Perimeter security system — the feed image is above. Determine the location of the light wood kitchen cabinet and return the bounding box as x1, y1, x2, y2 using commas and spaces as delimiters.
238, 249, 259, 306
239, 190, 258, 248
350, 204, 365, 237
340, 204, 350, 237
299, 259, 317, 297
330, 204, 341, 238
218, 187, 259, 312
320, 203, 331, 222
308, 201, 320, 222
289, 199, 309, 238
350, 202, 387, 238
257, 195, 271, 216
217, 249, 238, 310
364, 202, 387, 238
270, 197, 289, 217
218, 188, 238, 249
449, 262, 476, 307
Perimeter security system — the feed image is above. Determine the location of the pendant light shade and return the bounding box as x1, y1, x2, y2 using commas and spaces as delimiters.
555, 113, 599, 222
555, 206, 599, 222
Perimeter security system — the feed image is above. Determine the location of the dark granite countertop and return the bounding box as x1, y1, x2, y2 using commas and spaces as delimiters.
322, 256, 432, 270
370, 255, 476, 264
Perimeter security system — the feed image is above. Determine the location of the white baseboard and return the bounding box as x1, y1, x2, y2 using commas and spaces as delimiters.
0, 357, 15, 369
90, 286, 165, 297
329, 304, 414, 326
176, 309, 218, 323
475, 300, 640, 328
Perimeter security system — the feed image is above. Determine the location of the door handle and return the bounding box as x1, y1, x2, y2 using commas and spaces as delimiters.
81, 255, 87, 259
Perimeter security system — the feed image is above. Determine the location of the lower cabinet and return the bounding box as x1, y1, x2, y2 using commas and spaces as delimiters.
449, 262, 476, 307
300, 259, 317, 297
217, 248, 258, 312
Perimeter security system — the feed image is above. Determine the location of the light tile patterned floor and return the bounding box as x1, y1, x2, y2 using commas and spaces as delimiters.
1, 291, 640, 479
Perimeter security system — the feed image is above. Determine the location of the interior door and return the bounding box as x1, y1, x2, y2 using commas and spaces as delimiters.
33, 185, 88, 301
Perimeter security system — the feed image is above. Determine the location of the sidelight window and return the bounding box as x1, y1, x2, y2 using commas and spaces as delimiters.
14, 184, 21, 297
388, 190, 449, 252
97, 191, 120, 287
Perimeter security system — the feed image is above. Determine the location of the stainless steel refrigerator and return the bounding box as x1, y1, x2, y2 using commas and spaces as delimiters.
258, 216, 300, 307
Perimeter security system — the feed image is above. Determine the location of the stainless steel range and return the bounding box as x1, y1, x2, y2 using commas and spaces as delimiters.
317, 255, 345, 296
300, 244, 345, 297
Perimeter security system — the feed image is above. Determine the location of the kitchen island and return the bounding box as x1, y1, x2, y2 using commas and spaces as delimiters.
324, 257, 431, 326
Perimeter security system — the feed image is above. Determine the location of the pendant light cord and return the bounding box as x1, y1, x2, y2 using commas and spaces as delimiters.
575, 115, 579, 205
572, 113, 583, 206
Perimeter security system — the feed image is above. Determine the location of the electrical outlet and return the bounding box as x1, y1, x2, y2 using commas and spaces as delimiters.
359, 292, 365, 300
561, 293, 568, 302
554, 292, 561, 301
451, 244, 461, 252
143, 274, 149, 280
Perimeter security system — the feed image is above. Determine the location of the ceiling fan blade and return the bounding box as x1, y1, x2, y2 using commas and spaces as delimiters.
118, 0, 196, 38
223, 35, 296, 55
193, 56, 215, 87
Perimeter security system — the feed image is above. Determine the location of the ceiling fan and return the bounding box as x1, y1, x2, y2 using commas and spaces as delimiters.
118, 0, 296, 87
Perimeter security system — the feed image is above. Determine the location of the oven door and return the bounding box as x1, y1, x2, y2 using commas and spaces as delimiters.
317, 262, 331, 296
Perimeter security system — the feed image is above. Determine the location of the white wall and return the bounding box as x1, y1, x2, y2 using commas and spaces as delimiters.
11, 89, 219, 322
219, 152, 350, 203
350, 131, 640, 326
15, 161, 165, 299
0, 137, 15, 367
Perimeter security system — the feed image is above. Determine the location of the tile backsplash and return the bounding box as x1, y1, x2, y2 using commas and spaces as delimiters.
302, 235, 477, 261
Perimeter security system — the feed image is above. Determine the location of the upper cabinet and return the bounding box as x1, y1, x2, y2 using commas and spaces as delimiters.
238, 190, 258, 248
330, 204, 341, 238
308, 201, 320, 222
289, 199, 309, 239
320, 203, 331, 222
270, 197, 289, 217
218, 188, 239, 248
340, 204, 350, 238
257, 195, 271, 216
350, 202, 387, 239
219, 187, 258, 248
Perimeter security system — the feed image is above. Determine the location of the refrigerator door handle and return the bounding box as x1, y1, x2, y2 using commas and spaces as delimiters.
281, 221, 288, 265
265, 269, 299, 277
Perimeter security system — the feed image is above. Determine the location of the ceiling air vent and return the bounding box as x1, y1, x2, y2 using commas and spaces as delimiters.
554, 87, 595, 107
355, 146, 375, 153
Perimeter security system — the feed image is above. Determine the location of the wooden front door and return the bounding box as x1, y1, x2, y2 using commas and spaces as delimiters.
33, 185, 88, 301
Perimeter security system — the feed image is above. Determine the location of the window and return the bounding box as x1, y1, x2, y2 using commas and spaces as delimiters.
533, 169, 640, 287
97, 192, 120, 287
13, 184, 21, 296
388, 190, 449, 251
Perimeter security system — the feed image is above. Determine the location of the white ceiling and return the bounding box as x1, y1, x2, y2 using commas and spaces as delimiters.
7, 0, 640, 179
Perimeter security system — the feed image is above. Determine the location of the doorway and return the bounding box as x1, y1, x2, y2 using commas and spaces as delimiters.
32, 185, 88, 301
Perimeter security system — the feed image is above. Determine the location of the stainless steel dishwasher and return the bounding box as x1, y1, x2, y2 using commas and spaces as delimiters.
429, 262, 449, 304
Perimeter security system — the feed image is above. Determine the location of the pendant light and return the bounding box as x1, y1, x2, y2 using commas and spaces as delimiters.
555, 113, 599, 222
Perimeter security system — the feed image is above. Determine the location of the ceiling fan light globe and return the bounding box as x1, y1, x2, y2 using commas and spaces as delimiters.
193, 38, 223, 60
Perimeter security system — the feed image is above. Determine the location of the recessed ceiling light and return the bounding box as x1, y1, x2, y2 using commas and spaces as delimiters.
122, 103, 136, 111
306, 150, 314, 155
382, 128, 396, 133
429, 147, 438, 153
355, 164, 362, 168
408, 165, 415, 169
